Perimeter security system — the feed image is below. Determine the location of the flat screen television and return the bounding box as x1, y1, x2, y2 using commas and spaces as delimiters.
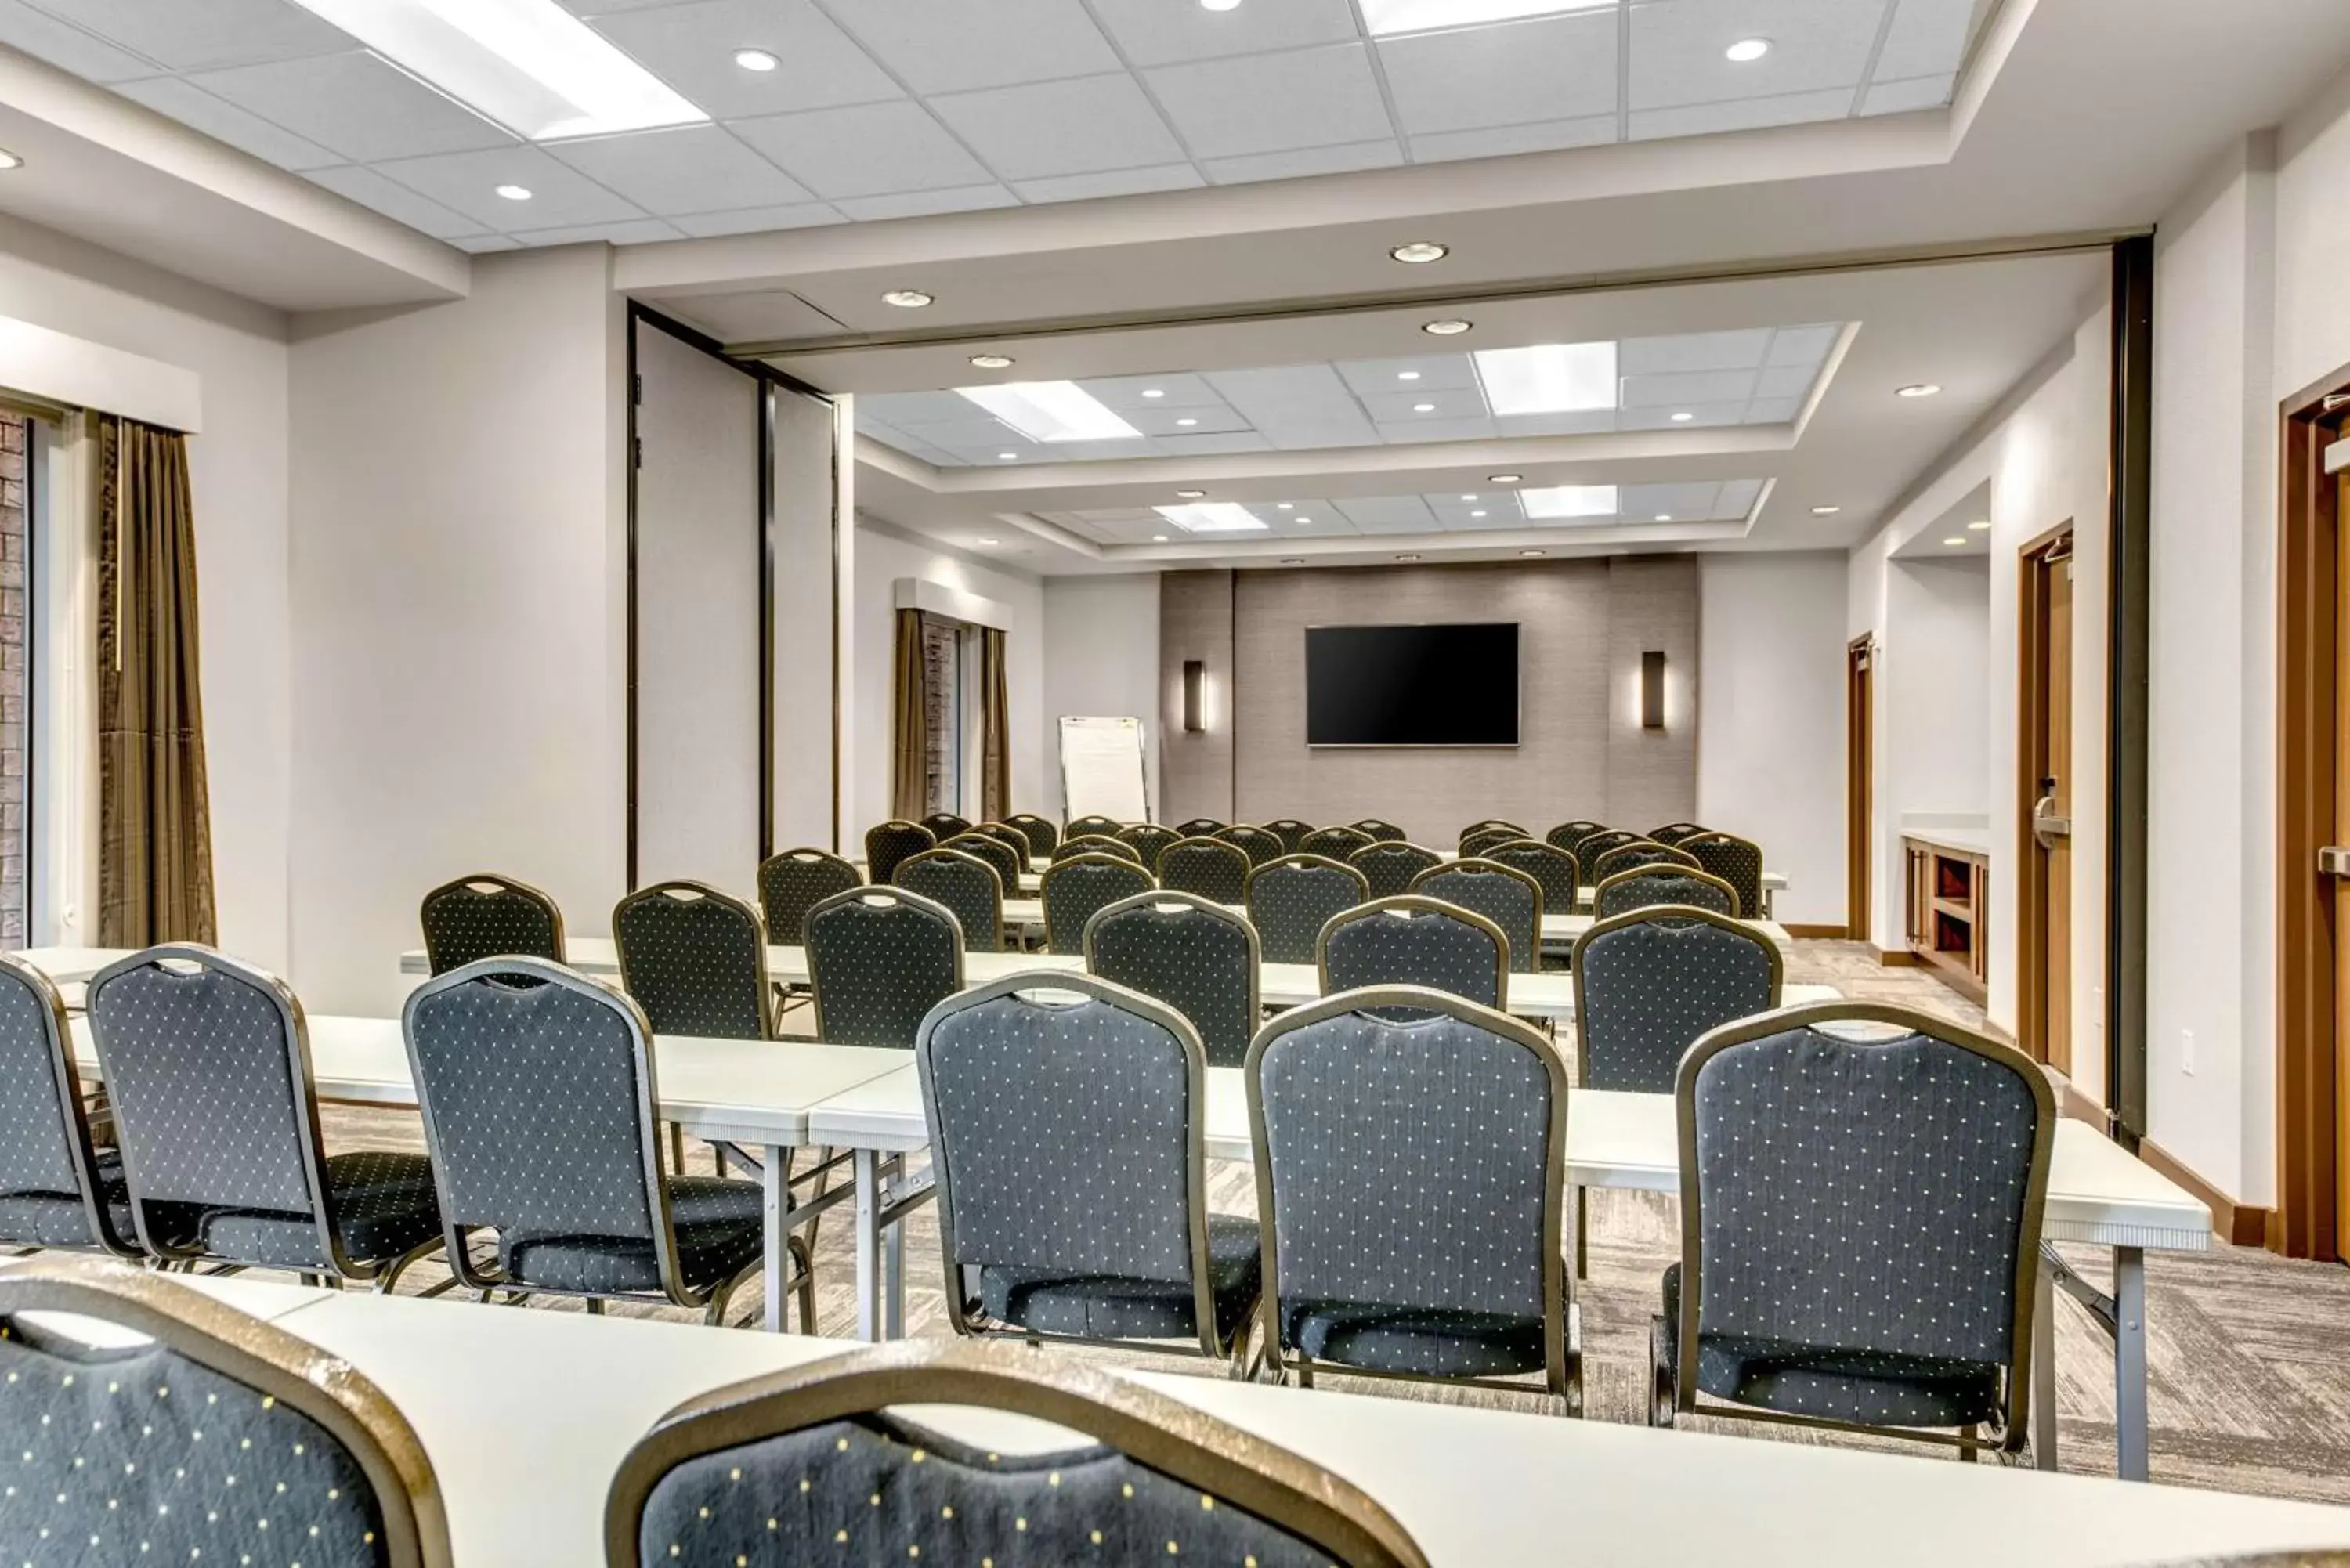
1305, 623, 1520, 747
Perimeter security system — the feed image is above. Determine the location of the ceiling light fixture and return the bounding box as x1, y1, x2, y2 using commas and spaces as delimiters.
996, 452, 1018, 461
1810, 504, 1842, 516
1200, 0, 1242, 10
289, 0, 706, 140
1156, 503, 1267, 534
1470, 510, 1488, 518
1969, 519, 1992, 531
1296, 517, 1311, 524
1668, 410, 1694, 422
1725, 37, 1772, 61
1460, 493, 1477, 501
1394, 553, 1423, 562
1654, 514, 1673, 522
967, 353, 1013, 369
1361, 1, 1615, 38
958, 381, 1139, 443
1520, 549, 1545, 558
495, 183, 533, 200
734, 47, 779, 71
1389, 240, 1448, 265
977, 537, 1000, 546
1488, 473, 1522, 484
1423, 318, 1473, 336
1473, 340, 1617, 415
1520, 484, 1618, 519
1154, 534, 1170, 542
1943, 537, 1967, 547
0, 150, 21, 171
1177, 417, 1199, 427
1141, 388, 1165, 399
1412, 402, 1437, 413
1280, 557, 1305, 565
1176, 490, 1207, 499
1896, 383, 1942, 398
882, 289, 935, 309
1275, 502, 1294, 511
1397, 370, 1422, 381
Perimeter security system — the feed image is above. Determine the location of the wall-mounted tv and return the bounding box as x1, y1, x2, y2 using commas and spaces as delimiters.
1306, 623, 1521, 747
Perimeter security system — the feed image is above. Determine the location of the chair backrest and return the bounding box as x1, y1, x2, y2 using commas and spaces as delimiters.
418, 873, 564, 976
403, 958, 674, 1295
1217, 823, 1285, 866
1174, 817, 1228, 837
1544, 819, 1607, 857
1594, 865, 1741, 920
86, 946, 337, 1268
1246, 854, 1371, 964
1409, 859, 1542, 972
1348, 840, 1442, 899
865, 820, 937, 885
1459, 818, 1524, 842
613, 880, 772, 1040
1156, 835, 1251, 905
916, 974, 1216, 1344
1674, 1003, 2055, 1442
896, 848, 1005, 952
973, 821, 1034, 862
1457, 825, 1520, 859
1065, 813, 1123, 840
1570, 828, 1642, 873
1650, 822, 1709, 845
1040, 854, 1157, 954
1572, 908, 1781, 1091
1115, 822, 1184, 871
1249, 990, 1566, 1367
1318, 897, 1506, 1015
922, 811, 973, 840
1056, 833, 1143, 865
1085, 891, 1261, 1069
0, 1259, 451, 1568
1349, 818, 1408, 843
1299, 825, 1374, 861
1260, 818, 1314, 854
1004, 813, 1060, 860
1482, 838, 1580, 914
604, 1341, 1429, 1568
944, 830, 1025, 894
804, 887, 966, 1050
1591, 840, 1699, 883
0, 954, 135, 1256
755, 847, 862, 947
1683, 832, 1766, 920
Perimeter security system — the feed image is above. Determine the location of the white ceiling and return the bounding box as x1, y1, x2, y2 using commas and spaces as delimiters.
1045, 478, 1765, 543
0, 0, 1980, 250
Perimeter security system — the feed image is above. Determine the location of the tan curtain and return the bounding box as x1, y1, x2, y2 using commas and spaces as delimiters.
96, 415, 216, 947
980, 626, 1010, 821
889, 607, 927, 822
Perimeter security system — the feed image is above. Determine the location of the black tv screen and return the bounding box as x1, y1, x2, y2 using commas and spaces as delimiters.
1306, 623, 1520, 746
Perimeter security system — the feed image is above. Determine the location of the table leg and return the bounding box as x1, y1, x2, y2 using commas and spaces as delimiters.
2032, 1252, 2057, 1470
761, 1144, 790, 1333
2114, 1246, 2149, 1481
854, 1148, 882, 1343
884, 1154, 905, 1340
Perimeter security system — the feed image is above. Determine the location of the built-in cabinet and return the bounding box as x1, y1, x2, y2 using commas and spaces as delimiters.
1903, 836, 1988, 1004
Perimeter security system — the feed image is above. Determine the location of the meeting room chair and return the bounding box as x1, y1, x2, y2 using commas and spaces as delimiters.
1651, 1002, 2055, 1460
1217, 822, 1285, 867
1458, 825, 1523, 859
1066, 813, 1124, 840
1572, 907, 1782, 1093
1318, 897, 1506, 1015
1055, 833, 1144, 865
914, 973, 1261, 1366
1650, 822, 1710, 846
1085, 890, 1261, 1069
756, 847, 862, 946
1116, 821, 1183, 871
1175, 816, 1228, 837
1570, 828, 1643, 873
1683, 831, 1767, 923
1459, 817, 1524, 841
1156, 834, 1251, 905
1411, 859, 1542, 973
1349, 839, 1442, 899
1590, 840, 1700, 883
1248, 987, 1578, 1411
1350, 817, 1408, 843
942, 830, 1027, 901
403, 957, 807, 1328
896, 847, 1007, 952
1261, 818, 1315, 854
1484, 838, 1582, 918
1004, 812, 1060, 861
0, 1259, 453, 1568
614, 880, 775, 1040
865, 820, 936, 886
973, 822, 1035, 873
418, 871, 565, 976
1595, 865, 1741, 919
1041, 851, 1156, 954
1545, 819, 1608, 859
0, 952, 150, 1259
86, 946, 444, 1290
805, 886, 965, 1050
922, 811, 973, 840
1300, 824, 1375, 861
1246, 854, 1371, 965
602, 1340, 1429, 1568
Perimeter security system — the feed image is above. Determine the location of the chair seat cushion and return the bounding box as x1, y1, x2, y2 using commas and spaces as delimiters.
200, 1151, 440, 1273
0, 1147, 204, 1255
1280, 1299, 1548, 1378
1658, 1263, 2002, 1427
504, 1174, 765, 1298
975, 1213, 1260, 1345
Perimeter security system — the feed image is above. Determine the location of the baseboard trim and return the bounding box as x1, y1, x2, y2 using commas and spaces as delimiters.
2054, 1074, 2103, 1126
1877, 947, 1920, 967
1783, 923, 1846, 939
2137, 1136, 2273, 1248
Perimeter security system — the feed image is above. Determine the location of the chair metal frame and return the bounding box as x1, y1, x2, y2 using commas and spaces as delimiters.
1299, 825, 1375, 862
613, 879, 777, 1039
1481, 838, 1582, 916
804, 885, 970, 1046
1568, 828, 1643, 873
1260, 818, 1315, 854
1408, 857, 1545, 972
1083, 890, 1263, 1069
1003, 812, 1060, 861
1592, 864, 1742, 919
1173, 817, 1228, 837
1245, 854, 1372, 964
1315, 895, 1509, 1012
1680, 829, 1767, 918
1590, 840, 1701, 883
0, 952, 143, 1259
0, 1257, 453, 1568
942, 829, 1027, 894
418, 872, 566, 974
1347, 840, 1444, 899
1649, 822, 1709, 845
1154, 835, 1253, 905
920, 811, 974, 841
1065, 813, 1123, 840
1039, 852, 1158, 953
1544, 820, 1607, 856
895, 846, 1007, 952
864, 821, 938, 885
1217, 823, 1285, 866
1569, 906, 1784, 1090
1115, 822, 1184, 872
1054, 833, 1144, 865
754, 847, 862, 946
1349, 818, 1408, 843
1456, 826, 1522, 859
602, 1339, 1430, 1568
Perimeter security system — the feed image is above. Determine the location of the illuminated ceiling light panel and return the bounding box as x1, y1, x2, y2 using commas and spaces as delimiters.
956, 381, 1141, 443
1472, 340, 1618, 416
1154, 503, 1269, 534
291, 0, 707, 141
1519, 485, 1619, 519
1359, 0, 1613, 37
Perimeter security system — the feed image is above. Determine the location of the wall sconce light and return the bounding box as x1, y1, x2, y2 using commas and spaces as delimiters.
1641, 650, 1667, 730
1183, 659, 1206, 733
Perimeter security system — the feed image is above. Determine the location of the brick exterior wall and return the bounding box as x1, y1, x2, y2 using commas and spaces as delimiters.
0, 413, 26, 946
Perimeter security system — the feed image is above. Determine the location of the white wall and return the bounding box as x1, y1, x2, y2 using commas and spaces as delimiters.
1042, 574, 1162, 822
1884, 555, 1992, 826
1695, 552, 1847, 927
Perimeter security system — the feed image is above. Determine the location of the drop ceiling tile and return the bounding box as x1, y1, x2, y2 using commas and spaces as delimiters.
940, 438, 1053, 464
1874, 0, 1973, 80
374, 146, 646, 230
0, 0, 160, 81
1408, 115, 1616, 163
31, 0, 348, 71
1145, 44, 1394, 161
559, 0, 703, 12
1629, 0, 1887, 110
509, 217, 683, 246
1859, 74, 1954, 116
1621, 370, 1759, 408
827, 0, 1120, 93
1078, 374, 1225, 410
1492, 410, 1619, 436
1152, 432, 1274, 457
1623, 482, 1724, 518
1743, 396, 1802, 422
1630, 88, 1860, 140
832, 183, 1019, 220
1335, 355, 1477, 396
730, 100, 992, 198
1619, 402, 1747, 428
1135, 406, 1253, 438
1203, 364, 1361, 420
1716, 478, 1766, 515
1202, 139, 1404, 184
1618, 328, 1773, 375
1336, 496, 1437, 530
1086, 0, 1361, 67
306, 164, 487, 239
449, 233, 521, 253
114, 76, 340, 168
189, 52, 515, 162
1767, 323, 1842, 367
931, 74, 1184, 180
1011, 164, 1202, 203
678, 288, 847, 341
590, 0, 901, 120
1377, 9, 1616, 135
865, 391, 989, 427
670, 201, 845, 237
1361, 387, 1488, 421
1262, 421, 1380, 450
1375, 417, 1497, 443
1050, 438, 1162, 461
548, 125, 810, 215
1755, 364, 1818, 399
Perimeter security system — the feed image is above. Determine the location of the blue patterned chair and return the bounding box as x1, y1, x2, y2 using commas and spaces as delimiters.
1261, 818, 1315, 854
1065, 814, 1123, 840
921, 811, 973, 841
945, 830, 1027, 897
897, 847, 1007, 952
865, 821, 938, 886
1456, 825, 1522, 859
1652, 1003, 2055, 1457
1410, 859, 1542, 973
1217, 823, 1285, 867
1483, 839, 1582, 918
1650, 821, 1710, 846
1085, 891, 1260, 1069
1054, 833, 1144, 866
614, 880, 773, 1041
1348, 840, 1442, 900
1349, 818, 1408, 843
1040, 853, 1155, 955
1174, 816, 1228, 837
1116, 822, 1184, 873
916, 974, 1259, 1363
1318, 897, 1506, 1016
1683, 831, 1766, 922
1300, 825, 1375, 862
1004, 812, 1060, 861
1248, 988, 1578, 1409
1246, 854, 1370, 965
603, 1341, 1427, 1568
1591, 840, 1701, 883
1595, 865, 1741, 920
755, 847, 861, 946
418, 872, 563, 976
0, 953, 151, 1259
1157, 836, 1251, 906
806, 887, 965, 1050
1568, 828, 1641, 874
1544, 819, 1608, 859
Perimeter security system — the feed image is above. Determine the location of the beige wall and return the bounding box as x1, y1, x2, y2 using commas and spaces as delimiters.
1159, 569, 1235, 826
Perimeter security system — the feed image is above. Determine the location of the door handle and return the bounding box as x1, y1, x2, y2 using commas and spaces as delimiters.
2321, 846, 2350, 877
2032, 794, 2071, 846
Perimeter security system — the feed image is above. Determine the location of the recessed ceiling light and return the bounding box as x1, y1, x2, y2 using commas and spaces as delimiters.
959, 381, 1139, 442
1488, 473, 1522, 484
1394, 554, 1423, 562
1397, 370, 1422, 381
1390, 240, 1449, 265
1668, 410, 1694, 422
1200, 0, 1242, 10
290, 0, 706, 140
0, 150, 22, 171
1280, 557, 1305, 565
1968, 519, 1991, 531
1725, 37, 1772, 62
1943, 537, 1967, 547
734, 47, 779, 71
1156, 503, 1267, 534
1423, 318, 1473, 336
1275, 502, 1294, 510
1810, 505, 1842, 516
996, 452, 1018, 461
1470, 510, 1488, 518
1141, 388, 1165, 399
1520, 484, 1618, 519
1153, 534, 1170, 542
967, 353, 1013, 369
1520, 549, 1545, 558
1654, 514, 1673, 522
977, 537, 1000, 546
1896, 383, 1943, 398
1460, 493, 1477, 501
1473, 341, 1618, 415
1176, 490, 1207, 499
1412, 402, 1437, 413
495, 184, 533, 201
1177, 417, 1199, 427
1361, 1, 1615, 36
882, 289, 935, 309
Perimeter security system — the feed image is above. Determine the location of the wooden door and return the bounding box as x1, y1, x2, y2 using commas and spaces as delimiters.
1847, 637, 1874, 939
2334, 462, 2350, 1237
2020, 526, 2076, 1075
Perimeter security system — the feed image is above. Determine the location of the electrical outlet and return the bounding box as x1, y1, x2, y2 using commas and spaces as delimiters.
2181, 1028, 2196, 1076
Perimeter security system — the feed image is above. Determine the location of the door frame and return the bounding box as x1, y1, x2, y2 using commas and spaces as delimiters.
2017, 521, 2077, 1075
2276, 358, 2350, 1259
1846, 634, 1874, 940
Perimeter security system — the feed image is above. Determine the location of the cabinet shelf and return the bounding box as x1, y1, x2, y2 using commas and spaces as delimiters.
1904, 836, 1988, 1006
